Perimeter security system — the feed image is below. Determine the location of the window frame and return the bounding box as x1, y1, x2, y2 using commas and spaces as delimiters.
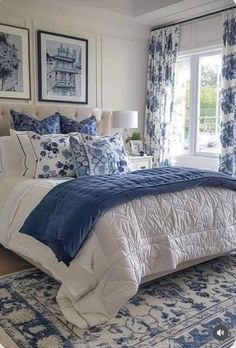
176, 47, 222, 159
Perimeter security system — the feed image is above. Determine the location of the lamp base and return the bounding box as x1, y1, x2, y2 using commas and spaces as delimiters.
123, 128, 127, 142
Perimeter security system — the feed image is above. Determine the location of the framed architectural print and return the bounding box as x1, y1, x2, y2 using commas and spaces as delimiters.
0, 24, 30, 100
38, 30, 88, 104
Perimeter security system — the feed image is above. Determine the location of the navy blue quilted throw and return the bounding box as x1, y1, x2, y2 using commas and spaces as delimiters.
20, 167, 236, 265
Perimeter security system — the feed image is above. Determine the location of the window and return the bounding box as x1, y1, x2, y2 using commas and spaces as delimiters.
173, 50, 221, 157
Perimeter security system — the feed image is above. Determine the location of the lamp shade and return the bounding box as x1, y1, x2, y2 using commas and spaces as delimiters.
112, 110, 138, 129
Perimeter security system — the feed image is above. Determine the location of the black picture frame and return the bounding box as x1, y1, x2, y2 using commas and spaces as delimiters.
0, 23, 31, 100
37, 30, 88, 104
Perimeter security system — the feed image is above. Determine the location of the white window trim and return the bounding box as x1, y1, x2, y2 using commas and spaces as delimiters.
173, 155, 218, 171
174, 47, 222, 169
179, 44, 221, 57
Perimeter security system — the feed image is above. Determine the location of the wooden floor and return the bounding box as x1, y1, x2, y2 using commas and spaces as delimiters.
0, 245, 32, 277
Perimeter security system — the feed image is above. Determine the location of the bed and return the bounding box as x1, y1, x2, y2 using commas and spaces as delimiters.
0, 104, 236, 329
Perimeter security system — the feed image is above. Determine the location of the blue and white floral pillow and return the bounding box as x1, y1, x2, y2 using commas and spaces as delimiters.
70, 135, 117, 177
10, 110, 61, 134
60, 114, 97, 135
80, 134, 131, 174
28, 132, 75, 178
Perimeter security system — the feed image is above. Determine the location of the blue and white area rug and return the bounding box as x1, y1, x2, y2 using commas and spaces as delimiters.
1, 255, 236, 347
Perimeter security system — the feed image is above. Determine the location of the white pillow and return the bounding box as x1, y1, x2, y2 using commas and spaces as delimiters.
0, 136, 26, 176
10, 129, 36, 178
28, 131, 76, 178
0, 146, 3, 175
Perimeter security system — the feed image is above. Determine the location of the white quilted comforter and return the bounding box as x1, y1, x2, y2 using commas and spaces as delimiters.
1, 176, 236, 328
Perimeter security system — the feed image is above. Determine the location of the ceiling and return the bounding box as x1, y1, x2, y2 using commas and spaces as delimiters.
70, 0, 235, 27
134, 0, 235, 27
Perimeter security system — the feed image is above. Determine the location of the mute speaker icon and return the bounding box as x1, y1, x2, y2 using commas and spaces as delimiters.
217, 329, 225, 337
213, 324, 229, 341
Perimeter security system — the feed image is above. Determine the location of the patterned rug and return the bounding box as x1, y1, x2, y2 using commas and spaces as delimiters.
1, 255, 236, 348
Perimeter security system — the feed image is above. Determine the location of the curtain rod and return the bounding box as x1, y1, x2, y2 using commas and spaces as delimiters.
151, 5, 236, 31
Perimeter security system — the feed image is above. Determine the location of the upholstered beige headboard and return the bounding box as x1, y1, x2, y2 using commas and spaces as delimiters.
0, 104, 112, 136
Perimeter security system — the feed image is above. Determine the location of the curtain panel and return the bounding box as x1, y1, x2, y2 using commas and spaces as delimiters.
219, 8, 236, 175
144, 25, 180, 167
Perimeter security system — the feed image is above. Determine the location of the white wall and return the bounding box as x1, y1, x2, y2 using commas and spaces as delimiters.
101, 35, 147, 132
0, 0, 149, 133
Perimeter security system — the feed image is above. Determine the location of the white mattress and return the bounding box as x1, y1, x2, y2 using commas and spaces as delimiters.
0, 175, 236, 328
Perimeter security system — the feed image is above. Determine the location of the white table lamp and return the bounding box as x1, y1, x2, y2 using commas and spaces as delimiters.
112, 110, 138, 143
112, 110, 138, 129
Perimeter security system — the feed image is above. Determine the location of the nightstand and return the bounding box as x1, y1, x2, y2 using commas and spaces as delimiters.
128, 156, 153, 170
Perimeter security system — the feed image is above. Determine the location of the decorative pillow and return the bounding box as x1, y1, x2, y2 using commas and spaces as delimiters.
10, 110, 61, 134
60, 114, 97, 135
79, 134, 131, 174
70, 135, 117, 177
28, 132, 75, 178
10, 129, 36, 178
0, 135, 26, 176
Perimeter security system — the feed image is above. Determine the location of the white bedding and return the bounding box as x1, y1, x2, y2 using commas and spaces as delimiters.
1, 175, 236, 328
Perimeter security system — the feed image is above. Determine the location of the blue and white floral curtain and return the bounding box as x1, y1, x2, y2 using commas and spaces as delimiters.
144, 25, 180, 167
219, 8, 236, 175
